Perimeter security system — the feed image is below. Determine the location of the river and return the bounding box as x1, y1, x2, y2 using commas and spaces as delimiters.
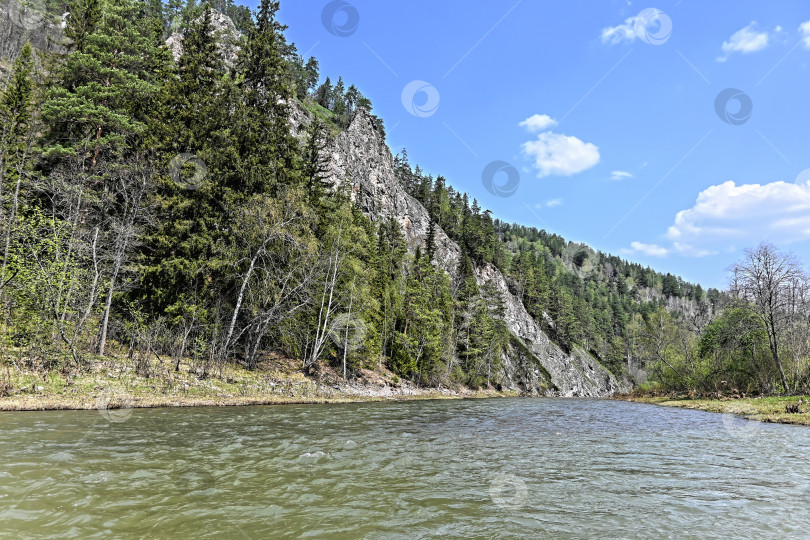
1, 398, 809, 538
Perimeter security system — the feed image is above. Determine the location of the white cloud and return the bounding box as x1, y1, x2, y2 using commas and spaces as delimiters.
519, 114, 557, 133
800, 20, 810, 48
521, 132, 600, 178
666, 180, 810, 248
631, 179, 810, 258
609, 170, 633, 181
628, 241, 669, 257
533, 198, 564, 209
717, 22, 770, 62
601, 16, 637, 45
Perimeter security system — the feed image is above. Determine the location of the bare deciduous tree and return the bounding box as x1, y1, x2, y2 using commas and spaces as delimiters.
730, 243, 807, 392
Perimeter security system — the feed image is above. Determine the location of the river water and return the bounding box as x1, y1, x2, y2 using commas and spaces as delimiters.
1, 398, 810, 539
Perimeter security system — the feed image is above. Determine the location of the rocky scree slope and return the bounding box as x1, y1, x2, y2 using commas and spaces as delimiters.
300, 108, 625, 397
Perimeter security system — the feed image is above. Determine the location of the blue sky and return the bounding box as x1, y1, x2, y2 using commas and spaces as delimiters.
251, 0, 810, 288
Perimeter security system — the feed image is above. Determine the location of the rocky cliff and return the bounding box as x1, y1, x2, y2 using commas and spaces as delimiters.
317, 109, 625, 397
0, 0, 65, 77
165, 10, 241, 68
6, 3, 624, 397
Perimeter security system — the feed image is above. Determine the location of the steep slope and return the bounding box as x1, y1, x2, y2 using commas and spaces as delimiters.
0, 0, 64, 73
314, 109, 625, 397
10, 4, 623, 397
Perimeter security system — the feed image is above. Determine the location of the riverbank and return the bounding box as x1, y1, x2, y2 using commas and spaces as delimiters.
0, 355, 511, 412
618, 394, 810, 426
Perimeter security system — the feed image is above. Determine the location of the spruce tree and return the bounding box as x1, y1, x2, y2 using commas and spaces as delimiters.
65, 0, 103, 53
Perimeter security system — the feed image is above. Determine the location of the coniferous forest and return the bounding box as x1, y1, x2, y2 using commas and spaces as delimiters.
2, 0, 810, 399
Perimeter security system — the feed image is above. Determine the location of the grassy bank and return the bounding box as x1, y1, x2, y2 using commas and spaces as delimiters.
618, 394, 810, 426
0, 354, 512, 413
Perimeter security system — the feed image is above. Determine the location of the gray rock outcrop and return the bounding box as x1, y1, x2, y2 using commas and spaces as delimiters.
165, 10, 241, 68
321, 110, 625, 397
0, 0, 65, 76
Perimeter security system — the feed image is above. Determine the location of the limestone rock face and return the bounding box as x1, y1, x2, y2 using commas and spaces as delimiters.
165, 10, 241, 67
324, 111, 461, 276
322, 110, 625, 397
0, 0, 65, 74
476, 263, 624, 397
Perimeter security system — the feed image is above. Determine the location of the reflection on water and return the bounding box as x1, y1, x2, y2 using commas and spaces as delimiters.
1, 398, 810, 538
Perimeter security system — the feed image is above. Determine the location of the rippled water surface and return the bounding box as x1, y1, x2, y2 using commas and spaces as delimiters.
2, 398, 810, 538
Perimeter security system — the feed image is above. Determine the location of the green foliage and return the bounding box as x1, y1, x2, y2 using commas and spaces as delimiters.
65, 0, 103, 53
10, 0, 804, 398
697, 306, 772, 393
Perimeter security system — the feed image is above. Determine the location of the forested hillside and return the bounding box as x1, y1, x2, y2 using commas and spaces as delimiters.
2, 0, 808, 398
393, 153, 722, 379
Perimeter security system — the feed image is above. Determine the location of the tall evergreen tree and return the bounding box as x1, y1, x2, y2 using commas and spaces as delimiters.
65, 0, 103, 53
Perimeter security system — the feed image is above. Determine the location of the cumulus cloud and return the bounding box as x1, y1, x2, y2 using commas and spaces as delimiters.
519, 114, 600, 178
631, 179, 810, 258
600, 9, 671, 46
628, 242, 669, 257
800, 20, 810, 48
601, 16, 637, 45
521, 132, 600, 178
519, 114, 557, 133
667, 180, 810, 246
609, 170, 633, 181
717, 22, 770, 62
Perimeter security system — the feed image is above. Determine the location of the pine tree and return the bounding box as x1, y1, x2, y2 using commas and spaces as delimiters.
345, 84, 360, 114
65, 0, 103, 53
332, 76, 346, 119
425, 220, 436, 262
236, 0, 300, 192
303, 118, 333, 217
304, 57, 319, 95
315, 76, 333, 110
0, 43, 35, 188
136, 5, 226, 319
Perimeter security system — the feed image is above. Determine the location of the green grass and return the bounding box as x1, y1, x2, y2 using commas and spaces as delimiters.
0, 351, 508, 411
619, 394, 810, 426
300, 99, 342, 136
